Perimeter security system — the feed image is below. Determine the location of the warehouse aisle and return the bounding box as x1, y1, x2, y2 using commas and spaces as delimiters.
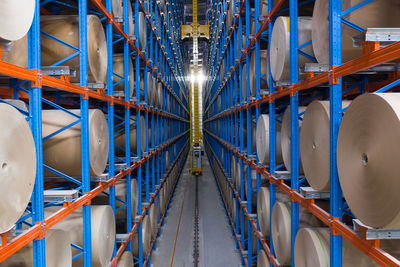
151, 154, 241, 267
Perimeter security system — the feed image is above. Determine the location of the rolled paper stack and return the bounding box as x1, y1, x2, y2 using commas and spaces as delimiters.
0, 103, 36, 233
41, 15, 107, 84
338, 93, 400, 228
42, 109, 109, 178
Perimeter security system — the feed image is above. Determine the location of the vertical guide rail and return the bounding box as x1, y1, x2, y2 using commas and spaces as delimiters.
123, 0, 133, 252
134, 0, 143, 265
78, 0, 92, 266
329, 0, 343, 266
289, 0, 299, 265
29, 1, 45, 266
267, 1, 276, 264
105, 0, 117, 256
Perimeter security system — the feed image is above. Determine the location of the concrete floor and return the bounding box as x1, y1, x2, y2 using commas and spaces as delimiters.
151, 154, 241, 267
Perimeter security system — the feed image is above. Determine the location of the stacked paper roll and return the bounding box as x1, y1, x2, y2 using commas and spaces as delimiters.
271, 202, 323, 265
113, 54, 134, 96
0, 0, 35, 43
225, 0, 234, 35
135, 12, 147, 51
244, 166, 258, 205
270, 16, 314, 82
117, 251, 133, 267
114, 115, 146, 155
241, 50, 268, 100
281, 105, 307, 173
41, 15, 107, 84
300, 101, 350, 190
312, 0, 400, 64
0, 103, 36, 233
338, 93, 400, 228
257, 187, 270, 237
257, 249, 269, 267
256, 114, 283, 165
149, 197, 159, 239
1, 34, 28, 67
250, 50, 269, 94
92, 179, 138, 220
258, 187, 290, 238
42, 109, 109, 178
157, 82, 163, 109
1, 229, 72, 267
133, 216, 151, 257
295, 227, 380, 267
47, 205, 115, 267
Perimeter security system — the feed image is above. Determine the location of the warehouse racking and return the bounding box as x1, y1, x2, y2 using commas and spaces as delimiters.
204, 0, 400, 266
0, 0, 189, 266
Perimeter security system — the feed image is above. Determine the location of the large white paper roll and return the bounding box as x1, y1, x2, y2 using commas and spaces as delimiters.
257, 249, 268, 267
0, 103, 36, 233
1, 229, 72, 267
270, 16, 314, 82
133, 216, 151, 257
338, 93, 400, 228
113, 54, 134, 97
312, 0, 400, 64
0, 0, 35, 42
42, 109, 109, 178
281, 106, 306, 173
256, 114, 283, 165
47, 205, 115, 267
117, 251, 133, 267
300, 101, 350, 190
41, 15, 107, 84
295, 227, 380, 267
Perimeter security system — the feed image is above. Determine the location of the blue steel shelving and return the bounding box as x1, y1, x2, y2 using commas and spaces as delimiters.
204, 0, 400, 267
0, 0, 189, 266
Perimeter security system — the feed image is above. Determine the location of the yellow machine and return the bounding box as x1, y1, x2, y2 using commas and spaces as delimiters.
181, 0, 209, 175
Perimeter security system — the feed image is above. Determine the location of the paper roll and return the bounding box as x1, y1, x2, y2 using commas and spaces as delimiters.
244, 166, 257, 204
295, 227, 379, 267
250, 49, 269, 94
117, 251, 133, 267
300, 101, 350, 190
338, 93, 400, 228
256, 114, 283, 165
113, 54, 134, 97
1, 229, 72, 267
92, 179, 138, 220
281, 106, 306, 173
271, 202, 323, 265
0, 0, 35, 42
41, 15, 107, 84
149, 197, 159, 239
114, 115, 146, 155
133, 216, 151, 257
42, 109, 109, 178
135, 12, 147, 51
0, 103, 36, 233
257, 249, 269, 267
270, 16, 314, 82
47, 205, 115, 267
257, 187, 270, 237
1, 34, 28, 67
312, 0, 400, 64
